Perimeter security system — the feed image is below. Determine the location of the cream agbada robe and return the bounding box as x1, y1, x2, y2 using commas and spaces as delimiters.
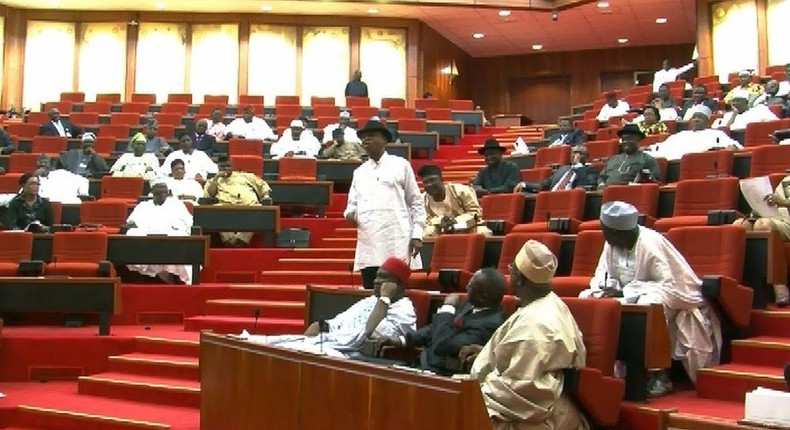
471, 292, 589, 430
344, 152, 426, 270
423, 182, 491, 238
580, 226, 721, 381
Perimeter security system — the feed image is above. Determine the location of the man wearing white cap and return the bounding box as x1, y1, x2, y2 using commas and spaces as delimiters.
724, 70, 764, 105
645, 109, 742, 161
579, 201, 721, 396
322, 111, 361, 145
270, 119, 321, 159
57, 132, 108, 178
712, 96, 777, 132
471, 240, 589, 430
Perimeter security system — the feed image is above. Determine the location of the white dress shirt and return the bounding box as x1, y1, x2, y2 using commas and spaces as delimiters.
162, 177, 205, 202
224, 117, 277, 141
206, 120, 226, 140
160, 149, 218, 180
596, 101, 631, 122
653, 62, 695, 93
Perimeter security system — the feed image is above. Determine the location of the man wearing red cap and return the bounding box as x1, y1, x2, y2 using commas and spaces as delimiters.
233, 257, 416, 358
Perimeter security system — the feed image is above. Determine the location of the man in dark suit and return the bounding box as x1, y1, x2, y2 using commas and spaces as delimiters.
191, 119, 217, 156
57, 133, 108, 178
514, 145, 598, 193
39, 108, 81, 138
680, 85, 719, 121
377, 268, 506, 375
548, 118, 585, 147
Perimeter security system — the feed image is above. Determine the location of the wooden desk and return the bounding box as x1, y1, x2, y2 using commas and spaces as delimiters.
0, 277, 121, 335
451, 111, 484, 133
507, 154, 536, 170
264, 159, 359, 183
493, 114, 525, 127
193, 205, 280, 246
200, 332, 491, 430
617, 303, 672, 402
426, 120, 464, 144
31, 235, 208, 284
395, 131, 440, 158
267, 181, 332, 216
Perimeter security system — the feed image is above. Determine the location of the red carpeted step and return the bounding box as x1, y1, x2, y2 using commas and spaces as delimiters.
287, 248, 356, 259
696, 363, 787, 402
182, 315, 303, 334
107, 353, 198, 381
749, 308, 790, 337
259, 270, 361, 286
331, 227, 358, 238
14, 405, 173, 430
78, 372, 200, 408
133, 337, 198, 358
276, 258, 354, 271
222, 284, 307, 301
731, 336, 790, 368
204, 299, 305, 319
319, 238, 357, 249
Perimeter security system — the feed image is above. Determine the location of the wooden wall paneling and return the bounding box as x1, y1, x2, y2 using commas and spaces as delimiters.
2, 7, 26, 109
696, 0, 713, 77
406, 20, 420, 107
418, 22, 471, 106
509, 75, 571, 124
72, 22, 81, 92
755, 0, 768, 74
349, 21, 360, 76
183, 23, 192, 96
125, 22, 138, 102
600, 70, 637, 96
238, 16, 249, 99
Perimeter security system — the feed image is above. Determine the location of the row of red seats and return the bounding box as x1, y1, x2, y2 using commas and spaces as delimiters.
0, 231, 113, 278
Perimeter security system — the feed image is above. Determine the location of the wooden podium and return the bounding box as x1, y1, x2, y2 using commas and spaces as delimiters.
200, 332, 492, 430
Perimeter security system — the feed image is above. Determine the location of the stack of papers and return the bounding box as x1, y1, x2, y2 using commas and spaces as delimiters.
744, 387, 790, 427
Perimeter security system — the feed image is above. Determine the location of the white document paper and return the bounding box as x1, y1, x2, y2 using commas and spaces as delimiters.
745, 387, 790, 426
740, 176, 781, 219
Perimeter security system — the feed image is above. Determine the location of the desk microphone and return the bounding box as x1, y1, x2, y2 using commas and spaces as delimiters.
546, 211, 551, 231
252, 307, 261, 334
713, 160, 719, 178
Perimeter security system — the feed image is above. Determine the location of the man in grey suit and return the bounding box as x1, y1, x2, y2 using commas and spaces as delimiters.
547, 118, 585, 147
514, 145, 598, 193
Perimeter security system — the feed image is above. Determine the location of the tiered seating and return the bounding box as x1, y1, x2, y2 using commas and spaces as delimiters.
0, 231, 35, 276
44, 231, 113, 277
578, 184, 659, 230
512, 188, 586, 233
409, 233, 485, 291
652, 177, 739, 232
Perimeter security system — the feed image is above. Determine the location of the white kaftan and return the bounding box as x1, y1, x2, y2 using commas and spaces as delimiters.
471, 292, 589, 430
245, 296, 416, 357
125, 197, 195, 284
344, 152, 426, 270
712, 105, 778, 131
110, 153, 160, 181
322, 123, 361, 144
160, 149, 218, 180
39, 169, 88, 204
596, 101, 631, 122
269, 130, 322, 159
579, 226, 722, 381
645, 129, 742, 161
653, 63, 695, 93
224, 117, 277, 141
206, 120, 226, 140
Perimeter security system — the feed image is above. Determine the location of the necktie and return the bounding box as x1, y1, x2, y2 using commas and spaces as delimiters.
554, 168, 574, 191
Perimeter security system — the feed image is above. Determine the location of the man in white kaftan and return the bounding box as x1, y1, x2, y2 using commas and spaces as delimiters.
34, 155, 88, 204
596, 93, 631, 122
160, 135, 217, 182
159, 159, 204, 204
471, 240, 589, 430
712, 97, 778, 132
269, 119, 322, 159
645, 109, 742, 161
110, 139, 160, 182
237, 257, 416, 358
125, 183, 195, 284
206, 109, 227, 140
653, 59, 695, 93
579, 201, 721, 396
344, 120, 426, 289
224, 106, 276, 141
322, 111, 361, 145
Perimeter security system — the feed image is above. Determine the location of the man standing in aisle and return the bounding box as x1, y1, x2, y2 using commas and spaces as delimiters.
344, 120, 426, 289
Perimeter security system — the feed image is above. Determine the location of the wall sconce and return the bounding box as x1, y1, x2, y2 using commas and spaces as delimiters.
441, 61, 459, 83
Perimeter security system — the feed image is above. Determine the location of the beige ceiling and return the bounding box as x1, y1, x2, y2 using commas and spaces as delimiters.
2, 0, 697, 57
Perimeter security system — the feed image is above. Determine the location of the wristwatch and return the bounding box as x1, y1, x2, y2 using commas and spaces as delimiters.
379, 296, 392, 306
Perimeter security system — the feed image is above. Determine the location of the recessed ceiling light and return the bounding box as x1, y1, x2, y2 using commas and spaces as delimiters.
617, 38, 629, 44
655, 17, 668, 24
154, 1, 166, 9
498, 10, 511, 17
260, 4, 272, 11
367, 7, 379, 14
532, 44, 543, 50
473, 33, 484, 39
597, 1, 610, 8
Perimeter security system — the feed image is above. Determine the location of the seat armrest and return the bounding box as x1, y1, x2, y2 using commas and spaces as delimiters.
563, 367, 624, 427
438, 269, 462, 292
706, 209, 738, 226
198, 197, 219, 205
98, 261, 113, 277
549, 217, 571, 233
701, 275, 753, 328
18, 260, 44, 276
486, 220, 505, 236
190, 226, 203, 236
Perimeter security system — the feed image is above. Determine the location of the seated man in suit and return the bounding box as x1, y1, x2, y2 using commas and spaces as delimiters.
57, 133, 108, 178
548, 118, 585, 147
514, 145, 598, 193
472, 139, 521, 197
191, 119, 218, 156
40, 108, 81, 138
235, 257, 416, 358
377, 268, 506, 375
418, 164, 491, 238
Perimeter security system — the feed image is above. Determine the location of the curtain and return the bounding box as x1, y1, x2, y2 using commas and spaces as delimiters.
23, 21, 76, 109
135, 22, 187, 103
78, 22, 127, 102
248, 25, 297, 104
711, 0, 759, 81
190, 24, 239, 104
301, 26, 350, 106
360, 27, 407, 108
767, 0, 790, 66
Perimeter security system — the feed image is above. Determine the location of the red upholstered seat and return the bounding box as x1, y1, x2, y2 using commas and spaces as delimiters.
96, 93, 121, 104
425, 108, 452, 121
381, 98, 405, 109
585, 139, 619, 161
84, 101, 112, 114
310, 97, 335, 107
197, 103, 227, 116
44, 101, 74, 113
552, 230, 605, 297
26, 112, 49, 125
409, 234, 486, 291
0, 173, 22, 193
639, 133, 669, 148
481, 193, 526, 234
448, 99, 473, 110
520, 167, 552, 183
120, 103, 149, 115
68, 112, 100, 127
403, 289, 431, 328
50, 201, 63, 224
574, 119, 599, 133
279, 157, 317, 181
31, 136, 67, 156
167, 94, 192, 104
497, 232, 562, 293
275, 104, 302, 121
110, 112, 142, 126
93, 136, 116, 156
578, 184, 659, 230
153, 112, 183, 126
275, 95, 299, 106
230, 155, 263, 175
316, 116, 337, 129
228, 138, 263, 157
666, 226, 753, 328
535, 146, 571, 167
678, 150, 734, 181
0, 231, 34, 276
100, 176, 144, 203
749, 145, 790, 177
345, 97, 370, 107
414, 99, 439, 110
744, 119, 790, 148
8, 153, 39, 173
6, 123, 40, 139
131, 93, 156, 104
652, 177, 739, 232
98, 124, 131, 139
45, 231, 111, 277
160, 102, 188, 115
398, 118, 426, 132
60, 92, 85, 103
239, 95, 264, 106
157, 124, 175, 140
512, 188, 585, 234
389, 107, 415, 120
351, 106, 378, 122
204, 95, 229, 105
312, 105, 339, 118
79, 201, 128, 233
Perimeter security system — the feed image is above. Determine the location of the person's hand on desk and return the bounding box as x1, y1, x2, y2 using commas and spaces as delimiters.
459, 344, 483, 363
304, 322, 320, 337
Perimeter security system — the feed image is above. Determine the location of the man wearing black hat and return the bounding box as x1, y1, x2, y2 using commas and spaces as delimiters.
598, 124, 661, 187
344, 120, 426, 288
418, 164, 490, 238
471, 139, 521, 198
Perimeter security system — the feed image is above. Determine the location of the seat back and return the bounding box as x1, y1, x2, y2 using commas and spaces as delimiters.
520, 167, 552, 183
678, 150, 735, 181
601, 183, 659, 216
6, 123, 40, 139
160, 102, 189, 115
431, 233, 486, 272
0, 231, 33, 263
31, 136, 67, 156
98, 124, 130, 139
310, 96, 335, 107
313, 105, 339, 118
562, 297, 621, 375
570, 230, 605, 277
228, 138, 263, 156
204, 95, 229, 105
585, 139, 619, 161
168, 94, 192, 104
157, 124, 175, 139
8, 153, 39, 173
666, 225, 744, 282
425, 108, 452, 121
51, 231, 108, 263
389, 107, 415, 120
197, 103, 227, 116
93, 136, 116, 156
153, 112, 183, 126
60, 92, 85, 103
381, 98, 405, 109
532, 188, 586, 222
316, 116, 338, 129
403, 289, 431, 328
398, 118, 426, 132
100, 176, 145, 201
749, 145, 790, 177
80, 201, 128, 228
50, 201, 62, 224
120, 102, 149, 115
497, 232, 562, 273
275, 104, 302, 121
279, 157, 317, 181
68, 112, 99, 127
230, 155, 263, 175
595, 127, 619, 141
673, 177, 739, 216
574, 118, 599, 133
27, 112, 49, 125
0, 173, 22, 193
414, 98, 439, 110
744, 119, 790, 147
239, 95, 264, 105
535, 146, 571, 167
351, 106, 378, 122
110, 112, 142, 126
44, 101, 74, 114
275, 95, 300, 105
448, 99, 473, 110
131, 93, 156, 104
96, 93, 122, 104
345, 96, 370, 107
481, 193, 526, 225
83, 101, 112, 114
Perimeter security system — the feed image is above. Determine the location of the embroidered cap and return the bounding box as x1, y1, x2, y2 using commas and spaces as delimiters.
289, 119, 305, 129
600, 201, 639, 231
689, 105, 712, 119
339, 111, 351, 119
81, 132, 96, 143
514, 240, 557, 284
381, 256, 411, 284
